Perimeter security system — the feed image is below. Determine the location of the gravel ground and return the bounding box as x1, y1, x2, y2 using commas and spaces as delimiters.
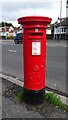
2, 78, 67, 119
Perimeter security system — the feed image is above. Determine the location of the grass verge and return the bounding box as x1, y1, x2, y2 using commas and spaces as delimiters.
45, 93, 68, 111
14, 91, 68, 111
14, 91, 24, 103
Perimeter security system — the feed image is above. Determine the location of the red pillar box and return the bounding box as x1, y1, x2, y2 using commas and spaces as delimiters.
18, 16, 52, 104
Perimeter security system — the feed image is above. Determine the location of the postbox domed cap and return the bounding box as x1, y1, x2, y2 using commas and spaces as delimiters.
18, 16, 52, 24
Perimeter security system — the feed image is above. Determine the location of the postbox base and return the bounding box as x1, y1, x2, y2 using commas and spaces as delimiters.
23, 87, 45, 105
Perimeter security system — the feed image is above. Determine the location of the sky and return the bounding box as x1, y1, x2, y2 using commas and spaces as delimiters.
0, 0, 66, 27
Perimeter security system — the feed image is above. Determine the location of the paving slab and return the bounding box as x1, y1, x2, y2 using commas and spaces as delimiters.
2, 78, 67, 119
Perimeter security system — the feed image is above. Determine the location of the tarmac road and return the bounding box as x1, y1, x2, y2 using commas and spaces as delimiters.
1, 40, 67, 94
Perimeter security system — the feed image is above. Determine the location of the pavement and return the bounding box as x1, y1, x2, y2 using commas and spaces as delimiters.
0, 39, 14, 45
0, 39, 68, 46
0, 39, 14, 41
0, 74, 68, 119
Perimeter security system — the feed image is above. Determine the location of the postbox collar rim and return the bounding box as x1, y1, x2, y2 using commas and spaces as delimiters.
18, 16, 52, 23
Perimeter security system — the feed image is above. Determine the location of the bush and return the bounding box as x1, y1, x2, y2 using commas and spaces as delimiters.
0, 36, 14, 39
46, 34, 54, 40
0, 36, 6, 39
7, 36, 14, 39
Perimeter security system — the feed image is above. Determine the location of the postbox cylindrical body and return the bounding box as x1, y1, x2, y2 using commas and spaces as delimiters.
18, 16, 52, 104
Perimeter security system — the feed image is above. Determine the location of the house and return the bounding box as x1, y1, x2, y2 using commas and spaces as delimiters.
0, 26, 14, 36
54, 0, 68, 40
0, 26, 23, 37
54, 17, 68, 39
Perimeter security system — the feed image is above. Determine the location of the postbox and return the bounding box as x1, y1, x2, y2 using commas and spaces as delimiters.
18, 16, 52, 104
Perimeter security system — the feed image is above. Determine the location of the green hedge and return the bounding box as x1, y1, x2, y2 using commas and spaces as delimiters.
0, 36, 14, 39
46, 34, 54, 40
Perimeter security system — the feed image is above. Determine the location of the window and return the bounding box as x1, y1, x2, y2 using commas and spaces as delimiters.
64, 29, 66, 32
62, 28, 63, 32
58, 28, 60, 32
